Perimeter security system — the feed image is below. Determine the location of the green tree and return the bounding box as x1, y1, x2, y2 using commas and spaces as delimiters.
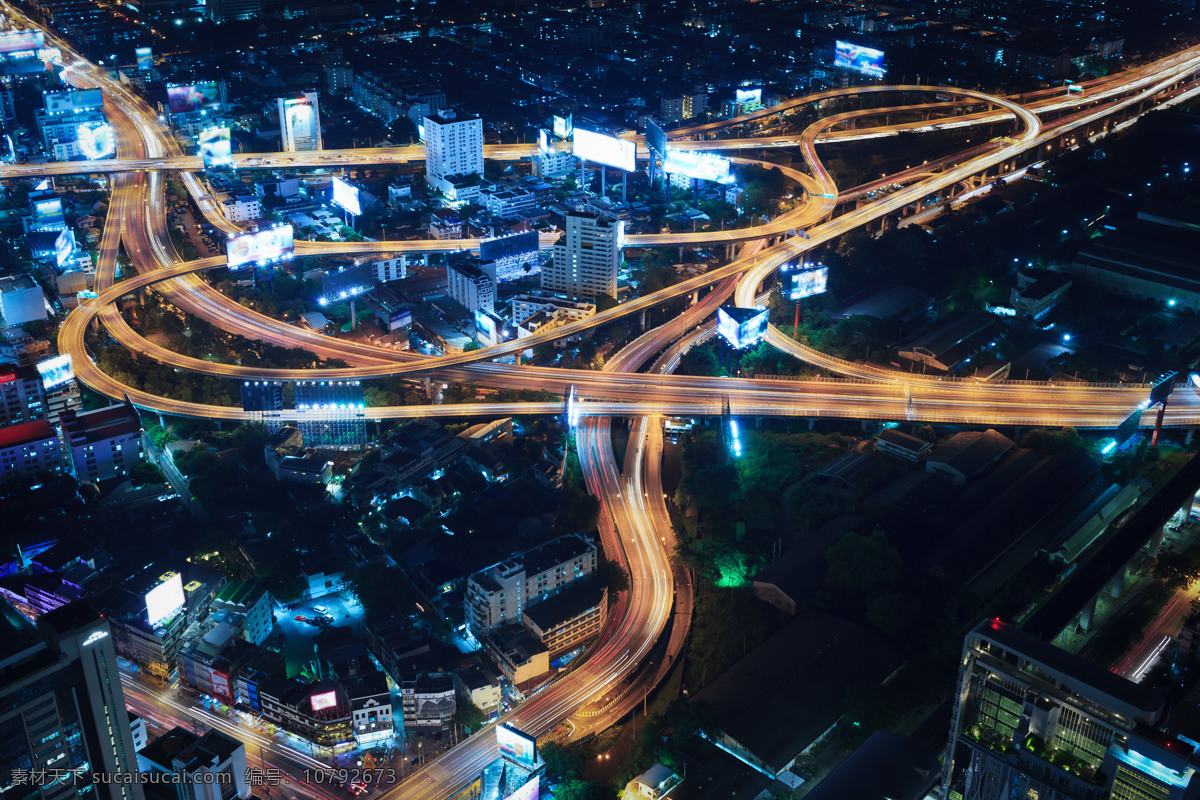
595, 294, 619, 312
453, 702, 486, 734
129, 461, 166, 487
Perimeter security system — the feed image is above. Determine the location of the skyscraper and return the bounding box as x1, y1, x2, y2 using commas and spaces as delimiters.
423, 109, 483, 187
0, 603, 144, 800
277, 91, 322, 152
542, 211, 623, 300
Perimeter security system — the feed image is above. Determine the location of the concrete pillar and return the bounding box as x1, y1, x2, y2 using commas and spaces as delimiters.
861, 420, 871, 432
1187, 428, 1195, 446
433, 384, 444, 404
157, 412, 166, 428
808, 419, 816, 431
1109, 566, 1125, 599
1150, 525, 1166, 559
1078, 594, 1098, 632
422, 376, 432, 399
639, 309, 647, 331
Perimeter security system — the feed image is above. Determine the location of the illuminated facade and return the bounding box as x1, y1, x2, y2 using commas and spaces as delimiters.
277, 91, 322, 152
543, 211, 622, 300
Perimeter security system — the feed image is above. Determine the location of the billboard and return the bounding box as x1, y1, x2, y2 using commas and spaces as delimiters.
496, 725, 537, 768
240, 380, 284, 412
475, 308, 497, 345
166, 81, 220, 114
145, 572, 185, 627
552, 114, 573, 140
735, 87, 762, 105
54, 228, 75, 268
717, 306, 769, 350
0, 30, 43, 55
311, 690, 338, 711
322, 263, 371, 301
480, 231, 539, 262
1150, 372, 1178, 407
645, 118, 667, 162
663, 150, 732, 183
503, 777, 539, 800
835, 41, 886, 78
34, 198, 64, 228
1116, 407, 1142, 444
332, 176, 362, 216
226, 226, 294, 270
573, 128, 636, 172
388, 309, 413, 331
36, 354, 73, 391
77, 123, 115, 160
44, 88, 104, 115
198, 127, 232, 168
209, 668, 232, 702
788, 265, 828, 300
538, 128, 551, 154
135, 46, 152, 70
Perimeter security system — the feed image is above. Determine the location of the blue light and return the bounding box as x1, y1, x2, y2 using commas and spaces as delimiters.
1063, 333, 1072, 342
1169, 299, 1177, 307
1100, 439, 1117, 455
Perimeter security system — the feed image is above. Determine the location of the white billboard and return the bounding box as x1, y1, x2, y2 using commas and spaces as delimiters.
198, 127, 232, 168
36, 354, 73, 391
735, 88, 762, 105
573, 129, 636, 172
77, 123, 115, 160
226, 226, 295, 271
538, 128, 551, 154
311, 690, 338, 711
146, 572, 185, 627
663, 150, 733, 183
497, 724, 537, 768
54, 228, 75, 268
717, 306, 769, 350
332, 176, 362, 216
789, 265, 828, 300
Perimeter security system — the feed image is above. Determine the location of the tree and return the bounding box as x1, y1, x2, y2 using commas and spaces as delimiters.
129, 461, 166, 487
595, 294, 619, 312
453, 702, 486, 733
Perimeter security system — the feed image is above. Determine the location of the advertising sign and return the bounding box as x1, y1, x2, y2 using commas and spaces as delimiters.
644, 118, 667, 162
475, 308, 497, 345
717, 306, 769, 350
1150, 372, 1178, 408
36, 354, 73, 391
573, 128, 636, 172
447, 777, 483, 800
503, 777, 539, 800
145, 572, 185, 627
54, 228, 75, 268
311, 690, 338, 711
480, 231, 539, 262
44, 88, 104, 115
166, 81, 220, 114
835, 41, 886, 78
1116, 408, 1143, 443
77, 123, 115, 160
735, 87, 762, 105
663, 150, 732, 183
496, 724, 537, 768
538, 128, 551, 154
788, 265, 828, 300
198, 127, 232, 167
34, 198, 64, 228
332, 176, 362, 216
0, 30, 43, 54
209, 668, 232, 702
552, 114, 573, 140
226, 226, 295, 270
135, 46, 152, 70
388, 309, 413, 331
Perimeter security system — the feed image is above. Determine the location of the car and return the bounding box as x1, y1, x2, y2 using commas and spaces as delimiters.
294, 615, 307, 622
314, 606, 328, 614
347, 783, 367, 796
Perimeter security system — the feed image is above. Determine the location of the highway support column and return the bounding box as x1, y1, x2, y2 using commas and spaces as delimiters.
1078, 593, 1098, 632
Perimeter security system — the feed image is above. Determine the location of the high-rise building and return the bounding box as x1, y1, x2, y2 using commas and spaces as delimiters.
0, 363, 45, 425
543, 211, 623, 300
278, 91, 322, 152
60, 401, 144, 484
423, 109, 483, 187
0, 419, 62, 483
446, 257, 496, 314
941, 618, 1200, 800
137, 727, 251, 800
0, 603, 145, 800
0, 275, 48, 326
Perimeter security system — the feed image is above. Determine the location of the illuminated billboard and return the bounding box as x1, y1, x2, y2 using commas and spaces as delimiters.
788, 265, 828, 300
77, 123, 115, 160
332, 176, 362, 216
538, 128, 551, 154
717, 306, 769, 350
54, 228, 75, 268
209, 668, 232, 702
0, 30, 43, 54
135, 46, 153, 70
735, 87, 762, 105
388, 309, 413, 331
644, 118, 667, 162
145, 572, 185, 627
573, 129, 636, 172
34, 198, 64, 228
198, 127, 232, 167
496, 724, 537, 768
663, 150, 732, 183
44, 88, 103, 115
311, 690, 338, 711
166, 81, 220, 114
503, 777, 539, 800
835, 41, 886, 78
475, 308, 497, 345
552, 114, 573, 140
36, 354, 73, 391
226, 226, 295, 271
480, 231, 539, 262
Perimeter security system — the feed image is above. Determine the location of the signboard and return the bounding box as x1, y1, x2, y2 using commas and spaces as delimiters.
166, 81, 220, 114
538, 128, 551, 154
34, 198, 64, 228
788, 265, 828, 300
835, 41, 886, 78
54, 228, 75, 268
1150, 372, 1178, 407
44, 88, 104, 115
145, 572, 185, 627
475, 308, 497, 345
480, 231, 539, 262
735, 87, 762, 105
496, 724, 537, 768
552, 114, 573, 140
226, 226, 294, 270
239, 380, 284, 412
573, 128, 636, 172
645, 118, 667, 162
1116, 408, 1142, 443
717, 306, 769, 349
310, 691, 338, 711
447, 777, 483, 800
135, 46, 152, 70
0, 30, 44, 54
36, 354, 73, 391
209, 668, 232, 702
503, 777, 539, 800
198, 127, 232, 167
663, 150, 732, 183
388, 309, 413, 331
77, 123, 115, 160
332, 176, 362, 216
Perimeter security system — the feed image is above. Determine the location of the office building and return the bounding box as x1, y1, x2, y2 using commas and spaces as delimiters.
510, 292, 596, 325
61, 401, 143, 484
209, 580, 275, 646
0, 363, 44, 425
532, 148, 580, 180
278, 91, 322, 152
0, 603, 145, 800
942, 617, 1190, 800
423, 109, 484, 195
543, 211, 623, 300
0, 419, 62, 483
446, 257, 497, 314
0, 274, 48, 326
137, 727, 251, 800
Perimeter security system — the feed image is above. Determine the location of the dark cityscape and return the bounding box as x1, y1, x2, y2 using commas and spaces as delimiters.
1, 0, 1200, 798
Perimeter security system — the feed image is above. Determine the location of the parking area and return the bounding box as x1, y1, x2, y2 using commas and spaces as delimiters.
273, 590, 367, 677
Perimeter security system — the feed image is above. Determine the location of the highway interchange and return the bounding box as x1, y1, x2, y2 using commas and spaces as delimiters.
8, 8, 1200, 797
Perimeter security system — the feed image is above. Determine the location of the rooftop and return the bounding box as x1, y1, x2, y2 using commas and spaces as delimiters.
0, 418, 56, 449
926, 429, 1015, 478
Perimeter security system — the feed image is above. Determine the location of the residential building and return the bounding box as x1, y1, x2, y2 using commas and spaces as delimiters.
454, 664, 501, 717
209, 580, 275, 646
543, 211, 623, 300
0, 274, 48, 326
0, 603, 145, 800
220, 192, 262, 223
259, 678, 353, 748
60, 401, 143, 484
363, 255, 407, 283
522, 580, 606, 657
348, 672, 393, 744
659, 92, 707, 124
137, 727, 251, 800
511, 292, 596, 325
401, 672, 455, 728
874, 428, 932, 462
1011, 270, 1072, 319
483, 624, 549, 690
532, 148, 580, 180
424, 108, 484, 191
0, 419, 62, 483
447, 256, 497, 314
0, 363, 45, 425
130, 712, 148, 751
278, 91, 323, 152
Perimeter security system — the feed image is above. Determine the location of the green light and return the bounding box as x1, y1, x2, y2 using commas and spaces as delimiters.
714, 552, 749, 587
